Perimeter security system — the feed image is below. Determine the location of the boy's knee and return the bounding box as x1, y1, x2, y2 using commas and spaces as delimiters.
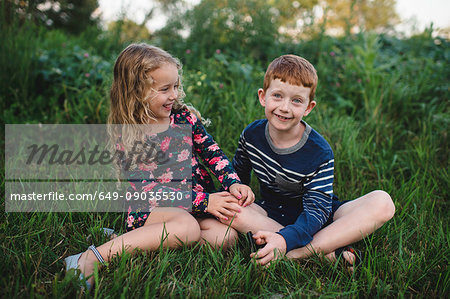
371, 190, 395, 222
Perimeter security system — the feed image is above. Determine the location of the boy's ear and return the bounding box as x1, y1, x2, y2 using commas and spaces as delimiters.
258, 88, 266, 107
304, 100, 316, 116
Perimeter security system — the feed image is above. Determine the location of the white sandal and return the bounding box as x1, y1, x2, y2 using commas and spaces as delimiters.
64, 245, 106, 291
102, 227, 118, 239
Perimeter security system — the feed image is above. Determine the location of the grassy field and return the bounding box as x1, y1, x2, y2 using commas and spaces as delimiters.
1, 13, 449, 298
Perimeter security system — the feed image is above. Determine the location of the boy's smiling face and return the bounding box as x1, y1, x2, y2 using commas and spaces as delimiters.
259, 78, 316, 139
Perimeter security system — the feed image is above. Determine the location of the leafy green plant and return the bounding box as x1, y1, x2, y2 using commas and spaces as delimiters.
1, 8, 449, 297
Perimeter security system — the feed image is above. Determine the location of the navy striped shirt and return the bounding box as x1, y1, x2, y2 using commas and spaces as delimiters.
233, 119, 335, 252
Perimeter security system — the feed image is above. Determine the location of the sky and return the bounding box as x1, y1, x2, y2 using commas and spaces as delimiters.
97, 0, 450, 34
395, 0, 450, 33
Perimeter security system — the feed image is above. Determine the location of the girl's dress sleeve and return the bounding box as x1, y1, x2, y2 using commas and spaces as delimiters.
191, 190, 209, 213
185, 111, 242, 213
189, 113, 241, 188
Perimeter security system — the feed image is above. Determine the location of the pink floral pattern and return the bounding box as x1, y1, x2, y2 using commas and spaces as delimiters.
138, 162, 158, 172
183, 136, 193, 146
125, 108, 241, 231
142, 181, 158, 192
177, 149, 190, 162
193, 192, 206, 206
215, 159, 229, 171
208, 144, 220, 151
208, 156, 221, 165
158, 169, 173, 183
160, 136, 171, 152
194, 134, 208, 144
193, 184, 204, 192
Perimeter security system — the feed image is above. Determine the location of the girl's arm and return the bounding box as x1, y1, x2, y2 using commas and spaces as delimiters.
191, 190, 208, 213
192, 190, 241, 221
188, 113, 241, 190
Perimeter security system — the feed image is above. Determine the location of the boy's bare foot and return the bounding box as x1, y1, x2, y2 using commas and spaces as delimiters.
325, 249, 358, 272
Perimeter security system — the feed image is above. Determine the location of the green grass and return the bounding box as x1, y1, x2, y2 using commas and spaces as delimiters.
1, 11, 449, 298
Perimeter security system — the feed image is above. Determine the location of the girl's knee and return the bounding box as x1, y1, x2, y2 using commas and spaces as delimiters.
223, 227, 239, 249
174, 212, 201, 243
371, 190, 395, 222
203, 220, 239, 249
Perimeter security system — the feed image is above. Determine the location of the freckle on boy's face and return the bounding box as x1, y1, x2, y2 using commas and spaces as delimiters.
258, 79, 315, 137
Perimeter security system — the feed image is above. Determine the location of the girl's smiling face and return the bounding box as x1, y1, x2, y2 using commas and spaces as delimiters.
145, 63, 179, 124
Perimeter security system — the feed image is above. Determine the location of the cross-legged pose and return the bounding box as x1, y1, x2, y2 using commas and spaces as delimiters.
223, 54, 395, 270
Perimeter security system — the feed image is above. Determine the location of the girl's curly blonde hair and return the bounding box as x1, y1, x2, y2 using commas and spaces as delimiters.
107, 43, 206, 163
108, 43, 188, 125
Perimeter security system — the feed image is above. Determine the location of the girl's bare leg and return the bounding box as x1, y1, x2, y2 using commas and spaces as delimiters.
197, 218, 239, 249
286, 190, 395, 267
220, 202, 284, 233
75, 208, 201, 285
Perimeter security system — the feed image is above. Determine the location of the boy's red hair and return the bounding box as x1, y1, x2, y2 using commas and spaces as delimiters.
263, 55, 318, 101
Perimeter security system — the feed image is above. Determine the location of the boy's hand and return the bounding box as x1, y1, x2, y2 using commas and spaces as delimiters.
229, 183, 255, 207
250, 231, 287, 266
207, 192, 242, 221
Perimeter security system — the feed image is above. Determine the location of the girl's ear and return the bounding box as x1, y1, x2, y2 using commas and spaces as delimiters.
258, 88, 266, 107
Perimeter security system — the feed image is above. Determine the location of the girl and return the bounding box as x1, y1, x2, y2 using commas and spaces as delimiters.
65, 43, 254, 290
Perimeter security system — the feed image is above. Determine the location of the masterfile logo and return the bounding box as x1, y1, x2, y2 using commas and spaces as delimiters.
5, 124, 193, 212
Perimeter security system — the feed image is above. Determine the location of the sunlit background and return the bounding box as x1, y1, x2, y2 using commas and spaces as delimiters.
2, 0, 449, 297
97, 0, 450, 36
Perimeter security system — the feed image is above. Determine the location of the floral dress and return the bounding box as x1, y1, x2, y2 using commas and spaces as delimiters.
125, 108, 241, 231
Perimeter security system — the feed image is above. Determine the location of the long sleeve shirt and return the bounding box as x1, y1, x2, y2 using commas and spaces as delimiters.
233, 119, 334, 252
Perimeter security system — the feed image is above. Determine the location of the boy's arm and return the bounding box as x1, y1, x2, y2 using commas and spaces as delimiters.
232, 131, 252, 185
277, 157, 334, 252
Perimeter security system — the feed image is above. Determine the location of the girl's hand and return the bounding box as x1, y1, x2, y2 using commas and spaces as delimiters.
207, 192, 242, 221
229, 183, 255, 207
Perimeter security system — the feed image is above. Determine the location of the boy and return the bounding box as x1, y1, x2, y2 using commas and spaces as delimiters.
223, 55, 395, 268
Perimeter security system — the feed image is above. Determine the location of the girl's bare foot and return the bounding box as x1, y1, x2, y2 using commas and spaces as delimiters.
76, 249, 101, 288
103, 228, 118, 240
108, 232, 118, 240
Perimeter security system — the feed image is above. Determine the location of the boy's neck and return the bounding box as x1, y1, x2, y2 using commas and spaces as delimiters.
267, 121, 305, 149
